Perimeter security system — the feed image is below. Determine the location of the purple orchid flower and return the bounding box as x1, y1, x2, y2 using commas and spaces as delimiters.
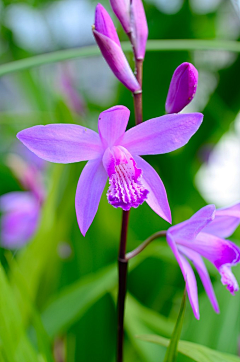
92, 4, 141, 93
167, 203, 240, 319
165, 62, 198, 114
17, 105, 203, 236
0, 192, 41, 249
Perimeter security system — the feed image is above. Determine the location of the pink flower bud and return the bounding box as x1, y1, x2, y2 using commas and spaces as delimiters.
93, 3, 141, 92
165, 62, 198, 114
130, 0, 148, 60
110, 0, 131, 34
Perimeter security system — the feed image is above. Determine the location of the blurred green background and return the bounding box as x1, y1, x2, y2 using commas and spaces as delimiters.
0, 0, 240, 361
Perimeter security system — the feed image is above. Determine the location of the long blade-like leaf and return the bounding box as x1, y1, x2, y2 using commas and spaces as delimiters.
0, 40, 240, 76
163, 287, 186, 362
137, 334, 240, 362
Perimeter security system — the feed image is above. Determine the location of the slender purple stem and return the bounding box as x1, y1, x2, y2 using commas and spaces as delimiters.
117, 210, 130, 362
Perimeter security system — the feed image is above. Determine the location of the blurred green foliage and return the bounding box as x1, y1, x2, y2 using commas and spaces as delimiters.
0, 0, 240, 361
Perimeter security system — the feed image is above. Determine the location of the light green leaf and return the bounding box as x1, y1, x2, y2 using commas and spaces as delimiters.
137, 334, 240, 362
163, 288, 186, 362
0, 264, 40, 362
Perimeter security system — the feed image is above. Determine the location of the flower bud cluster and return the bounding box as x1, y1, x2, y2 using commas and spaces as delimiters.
92, 0, 148, 92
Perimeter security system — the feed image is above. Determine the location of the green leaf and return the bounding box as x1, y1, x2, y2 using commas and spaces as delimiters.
42, 263, 117, 339
10, 164, 65, 317
137, 334, 240, 362
124, 294, 175, 362
0, 40, 240, 76
163, 287, 186, 362
41, 247, 154, 339
0, 264, 40, 362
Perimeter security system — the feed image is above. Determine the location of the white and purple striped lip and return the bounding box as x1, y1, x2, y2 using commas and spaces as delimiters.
102, 146, 148, 211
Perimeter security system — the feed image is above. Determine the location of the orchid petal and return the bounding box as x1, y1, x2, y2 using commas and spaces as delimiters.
168, 205, 216, 240
179, 232, 240, 270
93, 30, 141, 93
203, 203, 240, 238
134, 155, 171, 223
167, 233, 199, 319
17, 124, 102, 163
179, 246, 219, 313
121, 113, 203, 156
98, 106, 130, 147
75, 158, 108, 236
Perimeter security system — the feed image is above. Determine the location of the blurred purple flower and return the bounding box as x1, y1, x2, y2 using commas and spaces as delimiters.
0, 192, 41, 249
17, 105, 203, 236
60, 67, 86, 115
92, 4, 141, 92
167, 203, 240, 319
165, 62, 198, 114
0, 146, 46, 249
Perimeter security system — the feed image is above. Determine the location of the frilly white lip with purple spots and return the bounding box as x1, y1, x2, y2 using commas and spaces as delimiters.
17, 105, 203, 236
167, 203, 240, 319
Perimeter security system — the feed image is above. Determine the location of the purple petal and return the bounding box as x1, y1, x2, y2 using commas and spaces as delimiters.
168, 205, 216, 241
94, 3, 121, 46
179, 246, 219, 313
167, 234, 200, 319
93, 30, 141, 92
98, 105, 130, 147
110, 0, 131, 34
134, 155, 171, 223
1, 192, 40, 249
130, 0, 148, 59
17, 124, 102, 163
219, 265, 239, 295
165, 63, 198, 114
75, 158, 108, 236
203, 203, 240, 238
179, 232, 240, 270
121, 113, 203, 156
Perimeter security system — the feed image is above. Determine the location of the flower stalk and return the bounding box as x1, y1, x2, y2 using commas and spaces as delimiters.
117, 210, 130, 362
133, 59, 143, 125
126, 230, 166, 260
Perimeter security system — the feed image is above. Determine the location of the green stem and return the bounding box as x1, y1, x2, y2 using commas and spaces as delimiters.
1, 40, 240, 76
125, 230, 166, 260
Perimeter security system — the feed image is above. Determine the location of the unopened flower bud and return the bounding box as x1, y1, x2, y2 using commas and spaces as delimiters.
93, 3, 141, 92
165, 62, 198, 114
110, 0, 131, 34
130, 0, 148, 60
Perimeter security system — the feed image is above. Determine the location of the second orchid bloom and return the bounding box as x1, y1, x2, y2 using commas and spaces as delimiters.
17, 106, 203, 236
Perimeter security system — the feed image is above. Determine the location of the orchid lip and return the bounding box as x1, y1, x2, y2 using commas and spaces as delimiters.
102, 146, 148, 210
